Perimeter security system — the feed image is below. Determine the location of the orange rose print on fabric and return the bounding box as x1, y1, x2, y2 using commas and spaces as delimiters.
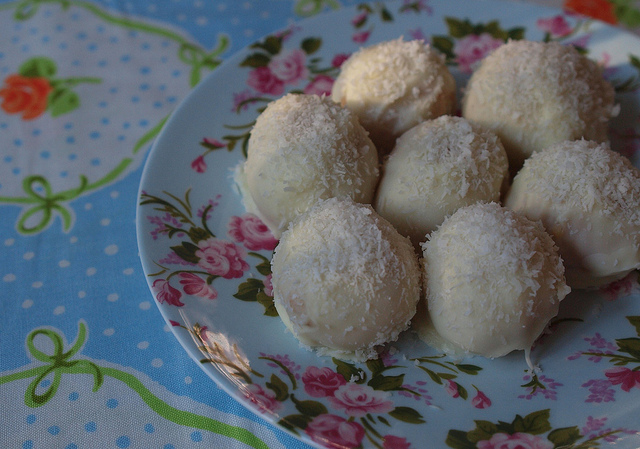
563, 0, 617, 24
0, 56, 100, 121
0, 74, 52, 120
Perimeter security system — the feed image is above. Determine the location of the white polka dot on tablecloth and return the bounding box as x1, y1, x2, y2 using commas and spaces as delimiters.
101, 218, 111, 226
3, 273, 16, 282
86, 267, 97, 276
59, 260, 70, 268
105, 244, 118, 255
139, 301, 151, 310
151, 358, 163, 368
70, 236, 78, 244
23, 251, 34, 260
4, 238, 15, 246
22, 299, 33, 309
123, 268, 134, 275
32, 281, 43, 288
184, 376, 192, 385
53, 306, 65, 315
107, 293, 119, 302
78, 291, 86, 298
84, 203, 93, 210
137, 341, 149, 350
103, 328, 115, 336
110, 191, 119, 199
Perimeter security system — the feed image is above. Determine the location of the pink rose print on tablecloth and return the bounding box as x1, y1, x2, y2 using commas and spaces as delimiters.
327, 383, 394, 417
478, 432, 554, 449
244, 383, 283, 414
178, 272, 217, 299
383, 435, 411, 449
195, 238, 249, 279
454, 33, 504, 73
152, 279, 184, 307
268, 48, 309, 84
536, 15, 572, 37
305, 414, 365, 449
302, 366, 347, 398
227, 214, 278, 251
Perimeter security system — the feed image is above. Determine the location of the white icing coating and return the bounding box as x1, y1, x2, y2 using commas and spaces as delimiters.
420, 202, 570, 358
505, 139, 640, 289
271, 197, 422, 362
331, 38, 456, 155
462, 40, 616, 172
239, 93, 379, 238
374, 116, 508, 247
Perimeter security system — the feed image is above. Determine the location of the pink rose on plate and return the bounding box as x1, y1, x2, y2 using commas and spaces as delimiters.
305, 414, 365, 449
352, 30, 371, 44
195, 238, 249, 279
444, 379, 460, 398
247, 66, 285, 95
472, 389, 492, 409
600, 272, 639, 301
454, 33, 504, 73
304, 75, 334, 96
478, 432, 554, 449
244, 383, 282, 414
268, 48, 309, 84
605, 367, 640, 392
302, 366, 347, 398
191, 155, 206, 173
536, 15, 572, 37
383, 435, 411, 449
263, 274, 273, 297
227, 214, 278, 251
152, 279, 184, 307
327, 383, 394, 417
178, 272, 217, 299
332, 53, 350, 68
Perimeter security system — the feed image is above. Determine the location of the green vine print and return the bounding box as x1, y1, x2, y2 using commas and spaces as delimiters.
0, 321, 270, 449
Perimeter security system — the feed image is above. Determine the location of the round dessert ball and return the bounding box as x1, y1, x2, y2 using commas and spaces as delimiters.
236, 93, 379, 238
271, 197, 422, 362
462, 40, 616, 173
420, 202, 570, 359
374, 116, 509, 247
505, 139, 640, 289
331, 38, 456, 155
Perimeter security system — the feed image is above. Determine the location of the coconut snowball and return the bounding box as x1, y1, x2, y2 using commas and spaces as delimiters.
462, 40, 616, 173
505, 139, 640, 289
331, 38, 456, 155
271, 197, 422, 362
235, 93, 379, 238
374, 116, 509, 247
418, 202, 570, 360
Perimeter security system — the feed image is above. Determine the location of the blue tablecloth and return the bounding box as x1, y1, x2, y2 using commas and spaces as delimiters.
2, 1, 639, 448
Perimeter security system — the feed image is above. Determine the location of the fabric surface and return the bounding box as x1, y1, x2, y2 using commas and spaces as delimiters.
1, 1, 639, 448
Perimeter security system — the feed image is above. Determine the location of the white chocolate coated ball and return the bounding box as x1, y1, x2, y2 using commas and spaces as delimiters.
237, 94, 379, 238
505, 139, 640, 289
420, 202, 569, 358
272, 198, 421, 362
375, 116, 508, 247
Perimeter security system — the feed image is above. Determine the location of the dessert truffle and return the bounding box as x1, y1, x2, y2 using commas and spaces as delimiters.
419, 202, 570, 360
505, 139, 640, 289
374, 116, 508, 247
272, 197, 421, 362
236, 93, 379, 238
331, 38, 456, 155
462, 40, 616, 172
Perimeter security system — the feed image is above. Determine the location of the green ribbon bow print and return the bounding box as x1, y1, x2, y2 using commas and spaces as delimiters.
0, 321, 270, 449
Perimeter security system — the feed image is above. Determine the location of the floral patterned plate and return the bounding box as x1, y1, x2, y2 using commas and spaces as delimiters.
136, 1, 640, 448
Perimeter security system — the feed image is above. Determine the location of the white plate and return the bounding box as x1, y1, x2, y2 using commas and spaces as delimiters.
136, 1, 640, 448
